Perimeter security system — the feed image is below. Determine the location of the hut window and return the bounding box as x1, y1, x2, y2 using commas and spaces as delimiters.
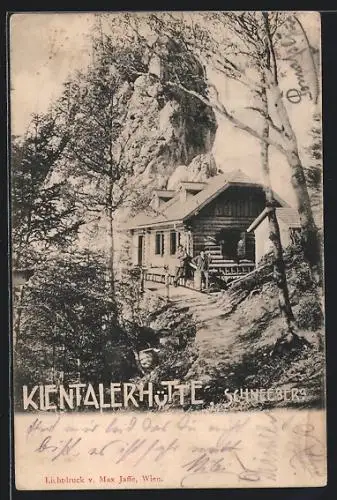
155, 232, 165, 255
170, 231, 177, 255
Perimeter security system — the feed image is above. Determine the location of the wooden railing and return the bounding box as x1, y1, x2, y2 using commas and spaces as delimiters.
146, 271, 175, 285
144, 261, 256, 291
210, 262, 255, 276
144, 271, 198, 292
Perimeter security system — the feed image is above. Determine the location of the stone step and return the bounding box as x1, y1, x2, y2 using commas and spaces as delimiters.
204, 247, 222, 253
210, 263, 255, 271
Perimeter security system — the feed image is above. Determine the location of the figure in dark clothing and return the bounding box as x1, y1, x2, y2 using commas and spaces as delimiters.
193, 249, 211, 291
183, 253, 194, 281
236, 235, 246, 264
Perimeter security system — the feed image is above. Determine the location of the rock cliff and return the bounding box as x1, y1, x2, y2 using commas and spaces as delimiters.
79, 36, 220, 255
115, 36, 218, 207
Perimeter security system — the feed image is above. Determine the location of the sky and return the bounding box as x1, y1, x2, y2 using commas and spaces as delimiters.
9, 12, 321, 207
10, 13, 94, 135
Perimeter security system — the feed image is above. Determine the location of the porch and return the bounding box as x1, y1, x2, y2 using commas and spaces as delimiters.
133, 228, 255, 292
143, 259, 255, 292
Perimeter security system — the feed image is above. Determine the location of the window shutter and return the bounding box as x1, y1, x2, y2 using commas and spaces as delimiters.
155, 233, 161, 255
170, 231, 177, 255
161, 233, 165, 256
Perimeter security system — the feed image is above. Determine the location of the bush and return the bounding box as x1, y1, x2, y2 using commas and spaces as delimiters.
296, 296, 323, 330
14, 250, 139, 404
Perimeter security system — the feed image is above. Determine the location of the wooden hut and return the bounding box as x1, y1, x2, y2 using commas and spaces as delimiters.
128, 170, 288, 282
247, 207, 301, 264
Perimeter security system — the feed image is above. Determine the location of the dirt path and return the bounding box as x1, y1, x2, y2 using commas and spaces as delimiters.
145, 281, 238, 353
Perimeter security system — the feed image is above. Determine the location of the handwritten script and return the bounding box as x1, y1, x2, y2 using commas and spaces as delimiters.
15, 409, 326, 489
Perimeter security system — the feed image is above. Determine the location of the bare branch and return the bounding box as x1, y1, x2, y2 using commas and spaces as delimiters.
165, 79, 286, 154
245, 106, 285, 136
262, 12, 279, 85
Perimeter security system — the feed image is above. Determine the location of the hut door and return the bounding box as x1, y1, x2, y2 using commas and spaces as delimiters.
138, 235, 144, 266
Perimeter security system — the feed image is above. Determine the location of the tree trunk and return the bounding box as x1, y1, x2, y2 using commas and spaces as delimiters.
267, 208, 298, 338
286, 149, 322, 284
101, 176, 117, 340
261, 15, 322, 285
260, 85, 298, 344
107, 145, 116, 298
13, 285, 26, 348
108, 204, 115, 297
270, 80, 321, 284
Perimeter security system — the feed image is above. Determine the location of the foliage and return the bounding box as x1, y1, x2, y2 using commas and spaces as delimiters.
146, 342, 198, 384
115, 267, 196, 351
115, 269, 161, 351
14, 250, 139, 406
11, 115, 82, 266
55, 40, 147, 213
296, 296, 324, 331
304, 111, 323, 213
119, 12, 321, 278
12, 14, 324, 409
198, 343, 324, 411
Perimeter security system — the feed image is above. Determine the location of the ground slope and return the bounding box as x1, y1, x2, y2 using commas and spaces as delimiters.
146, 246, 325, 411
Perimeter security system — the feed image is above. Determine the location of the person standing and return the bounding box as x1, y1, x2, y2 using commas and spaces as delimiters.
164, 265, 170, 300
236, 233, 246, 264
174, 244, 187, 286
193, 249, 211, 291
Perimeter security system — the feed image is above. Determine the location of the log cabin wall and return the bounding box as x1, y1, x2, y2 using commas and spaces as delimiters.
189, 186, 266, 259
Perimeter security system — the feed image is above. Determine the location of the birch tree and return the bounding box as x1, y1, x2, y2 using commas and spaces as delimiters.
261, 12, 321, 284
127, 11, 322, 285
101, 12, 306, 346
259, 81, 298, 348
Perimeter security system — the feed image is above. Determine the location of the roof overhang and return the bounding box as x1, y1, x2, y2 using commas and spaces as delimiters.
129, 219, 184, 230
182, 181, 266, 221
128, 178, 289, 231
152, 190, 175, 200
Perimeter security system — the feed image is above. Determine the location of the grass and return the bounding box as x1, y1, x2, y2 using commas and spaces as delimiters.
150, 245, 325, 411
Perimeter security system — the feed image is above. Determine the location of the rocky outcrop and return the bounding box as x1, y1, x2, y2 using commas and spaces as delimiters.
77, 36, 219, 260
114, 36, 218, 201
167, 153, 218, 189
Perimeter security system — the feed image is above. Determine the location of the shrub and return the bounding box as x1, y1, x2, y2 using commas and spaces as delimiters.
296, 296, 323, 330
